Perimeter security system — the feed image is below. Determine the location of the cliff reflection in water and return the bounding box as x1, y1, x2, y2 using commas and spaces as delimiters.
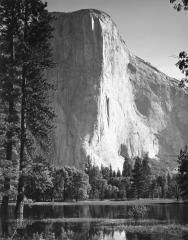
1, 221, 188, 240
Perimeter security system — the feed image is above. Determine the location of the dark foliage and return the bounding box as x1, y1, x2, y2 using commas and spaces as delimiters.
122, 155, 132, 177
170, 0, 188, 11
132, 157, 145, 199
12, 154, 179, 202
170, 0, 188, 87
178, 146, 188, 200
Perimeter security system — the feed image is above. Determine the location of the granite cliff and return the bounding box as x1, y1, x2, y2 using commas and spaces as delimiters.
47, 9, 188, 171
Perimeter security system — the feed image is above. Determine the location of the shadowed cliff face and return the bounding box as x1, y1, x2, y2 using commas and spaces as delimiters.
47, 9, 188, 171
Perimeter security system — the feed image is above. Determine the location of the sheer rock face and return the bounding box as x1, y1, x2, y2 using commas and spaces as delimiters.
47, 9, 188, 170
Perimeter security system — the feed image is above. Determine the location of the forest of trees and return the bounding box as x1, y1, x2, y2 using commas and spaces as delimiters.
1, 152, 178, 203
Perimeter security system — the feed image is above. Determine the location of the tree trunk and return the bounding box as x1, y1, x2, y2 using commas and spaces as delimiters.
15, 176, 24, 218
15, 54, 26, 217
1, 132, 13, 214
15, 6, 27, 217
14, 74, 26, 217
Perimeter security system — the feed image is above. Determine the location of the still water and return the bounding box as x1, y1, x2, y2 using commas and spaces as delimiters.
1, 203, 188, 239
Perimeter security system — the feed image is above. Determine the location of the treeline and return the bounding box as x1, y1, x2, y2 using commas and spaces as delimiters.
21, 153, 179, 202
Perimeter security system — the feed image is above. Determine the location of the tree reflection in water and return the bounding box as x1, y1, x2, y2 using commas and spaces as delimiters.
1, 222, 187, 240
0, 221, 188, 240
0, 208, 9, 237
1, 203, 188, 239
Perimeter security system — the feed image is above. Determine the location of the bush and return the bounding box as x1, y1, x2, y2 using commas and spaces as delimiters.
127, 205, 148, 219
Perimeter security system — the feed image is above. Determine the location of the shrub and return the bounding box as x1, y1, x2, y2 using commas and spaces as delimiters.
127, 205, 148, 219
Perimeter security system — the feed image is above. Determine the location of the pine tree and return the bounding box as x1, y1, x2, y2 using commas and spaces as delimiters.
12, 0, 54, 216
142, 153, 151, 198
109, 164, 113, 178
117, 169, 121, 177
122, 155, 132, 177
0, 0, 21, 214
112, 170, 116, 178
132, 157, 144, 199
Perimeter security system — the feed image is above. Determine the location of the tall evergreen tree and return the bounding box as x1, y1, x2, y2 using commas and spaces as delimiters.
0, 0, 21, 214
117, 169, 121, 177
109, 164, 113, 178
142, 153, 151, 198
112, 170, 116, 178
14, 0, 54, 216
122, 155, 132, 177
132, 157, 144, 199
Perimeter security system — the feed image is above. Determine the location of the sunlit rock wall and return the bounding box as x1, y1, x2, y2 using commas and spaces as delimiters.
47, 9, 188, 170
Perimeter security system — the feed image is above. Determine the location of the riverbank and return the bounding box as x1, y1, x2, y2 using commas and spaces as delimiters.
7, 198, 181, 206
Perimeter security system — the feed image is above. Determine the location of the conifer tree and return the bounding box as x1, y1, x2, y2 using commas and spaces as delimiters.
0, 0, 21, 213
142, 153, 151, 198
122, 155, 132, 177
14, 0, 54, 216
112, 170, 116, 178
132, 157, 144, 199
109, 164, 113, 178
117, 169, 121, 177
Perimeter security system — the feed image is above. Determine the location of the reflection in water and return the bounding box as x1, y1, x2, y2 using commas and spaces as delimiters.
20, 203, 188, 224
1, 210, 9, 237
1, 220, 188, 240
10, 222, 188, 240
1, 203, 188, 239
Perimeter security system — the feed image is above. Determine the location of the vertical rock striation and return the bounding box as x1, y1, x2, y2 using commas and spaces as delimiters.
47, 9, 188, 171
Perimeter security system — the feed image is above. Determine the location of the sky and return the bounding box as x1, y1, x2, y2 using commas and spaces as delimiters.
47, 0, 188, 79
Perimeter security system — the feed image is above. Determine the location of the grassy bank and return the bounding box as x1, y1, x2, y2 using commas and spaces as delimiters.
18, 198, 182, 206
